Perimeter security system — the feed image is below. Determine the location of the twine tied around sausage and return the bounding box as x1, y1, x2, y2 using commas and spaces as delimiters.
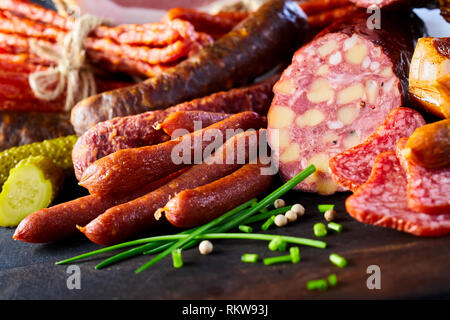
28, 14, 110, 111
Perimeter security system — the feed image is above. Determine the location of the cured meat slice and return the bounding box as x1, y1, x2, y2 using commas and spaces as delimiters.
396, 138, 450, 215
267, 11, 425, 195
329, 107, 425, 191
71, 76, 277, 180
346, 151, 450, 237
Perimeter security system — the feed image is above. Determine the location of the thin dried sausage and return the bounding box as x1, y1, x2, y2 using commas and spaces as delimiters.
13, 170, 185, 243
79, 112, 265, 195
79, 130, 264, 245
72, 76, 277, 179
164, 161, 273, 228
158, 111, 231, 138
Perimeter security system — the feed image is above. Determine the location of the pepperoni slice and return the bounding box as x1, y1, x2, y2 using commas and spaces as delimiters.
346, 151, 450, 237
329, 107, 425, 191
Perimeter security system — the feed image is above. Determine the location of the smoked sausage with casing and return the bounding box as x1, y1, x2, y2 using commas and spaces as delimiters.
70, 0, 307, 134
79, 111, 265, 195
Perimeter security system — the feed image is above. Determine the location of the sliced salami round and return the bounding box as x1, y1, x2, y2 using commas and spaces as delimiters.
329, 107, 425, 192
267, 11, 425, 195
346, 151, 450, 237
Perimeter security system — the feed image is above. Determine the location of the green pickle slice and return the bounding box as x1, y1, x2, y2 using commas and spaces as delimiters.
0, 156, 64, 227
0, 135, 77, 187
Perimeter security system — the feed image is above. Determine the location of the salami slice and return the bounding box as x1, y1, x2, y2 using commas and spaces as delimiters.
329, 107, 425, 191
346, 151, 450, 237
267, 11, 425, 195
396, 138, 450, 215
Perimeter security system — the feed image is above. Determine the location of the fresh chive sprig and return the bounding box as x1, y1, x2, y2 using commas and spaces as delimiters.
318, 204, 335, 213
329, 253, 348, 268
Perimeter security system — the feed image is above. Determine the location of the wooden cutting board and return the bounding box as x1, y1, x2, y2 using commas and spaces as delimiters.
1, 176, 449, 299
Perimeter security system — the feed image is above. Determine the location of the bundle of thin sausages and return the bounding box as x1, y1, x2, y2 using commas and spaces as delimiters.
0, 0, 259, 115
0, 50, 129, 148
0, 0, 234, 77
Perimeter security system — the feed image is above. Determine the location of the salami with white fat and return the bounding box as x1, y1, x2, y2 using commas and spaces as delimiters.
267, 10, 425, 195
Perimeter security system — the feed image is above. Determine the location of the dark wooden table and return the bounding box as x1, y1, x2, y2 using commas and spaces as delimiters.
1, 176, 449, 300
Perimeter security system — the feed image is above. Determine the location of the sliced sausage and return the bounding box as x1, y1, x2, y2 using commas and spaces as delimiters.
329, 107, 425, 191
396, 138, 450, 216
70, 0, 307, 134
346, 151, 450, 237
79, 112, 265, 195
72, 75, 278, 180
267, 10, 425, 195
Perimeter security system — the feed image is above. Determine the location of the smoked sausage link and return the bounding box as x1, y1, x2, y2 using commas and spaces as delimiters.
13, 170, 185, 243
79, 112, 265, 196
71, 75, 278, 180
158, 111, 231, 138
70, 0, 307, 134
164, 161, 273, 229
267, 10, 425, 195
80, 130, 264, 245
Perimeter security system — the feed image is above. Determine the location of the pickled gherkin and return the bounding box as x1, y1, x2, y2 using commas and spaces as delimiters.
0, 135, 77, 187
0, 156, 64, 227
